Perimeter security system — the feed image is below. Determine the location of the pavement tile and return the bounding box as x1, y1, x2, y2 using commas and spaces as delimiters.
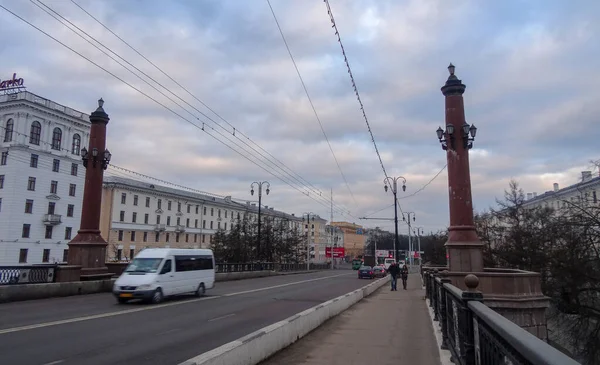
261, 274, 440, 365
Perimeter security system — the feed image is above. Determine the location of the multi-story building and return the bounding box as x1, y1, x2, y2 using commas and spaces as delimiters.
330, 221, 365, 259
300, 214, 327, 262
0, 91, 90, 265
522, 171, 599, 211
101, 176, 302, 261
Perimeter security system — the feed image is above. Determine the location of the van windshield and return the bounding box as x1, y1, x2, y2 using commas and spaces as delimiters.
125, 258, 163, 273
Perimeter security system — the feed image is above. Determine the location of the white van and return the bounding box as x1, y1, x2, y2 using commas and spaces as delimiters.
112, 248, 215, 304
383, 258, 396, 270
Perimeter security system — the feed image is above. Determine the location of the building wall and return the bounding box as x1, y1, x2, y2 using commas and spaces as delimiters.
522, 172, 599, 212
0, 92, 90, 265
331, 221, 365, 259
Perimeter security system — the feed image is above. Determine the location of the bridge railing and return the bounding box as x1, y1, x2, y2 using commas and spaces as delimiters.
423, 268, 581, 365
215, 262, 330, 273
0, 265, 56, 285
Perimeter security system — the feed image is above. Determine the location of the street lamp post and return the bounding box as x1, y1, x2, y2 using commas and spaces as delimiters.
67, 98, 112, 279
436, 63, 483, 272
384, 176, 406, 263
302, 213, 316, 271
413, 227, 423, 266
250, 181, 270, 261
402, 212, 416, 266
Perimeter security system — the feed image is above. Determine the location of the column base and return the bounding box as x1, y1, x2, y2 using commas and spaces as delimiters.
445, 240, 484, 272
67, 230, 109, 275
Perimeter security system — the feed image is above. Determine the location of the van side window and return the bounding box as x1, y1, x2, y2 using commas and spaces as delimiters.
160, 259, 172, 274
174, 255, 214, 272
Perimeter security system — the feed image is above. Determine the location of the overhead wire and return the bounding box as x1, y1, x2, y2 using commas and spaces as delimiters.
0, 3, 355, 219
265, 0, 358, 208
398, 164, 447, 200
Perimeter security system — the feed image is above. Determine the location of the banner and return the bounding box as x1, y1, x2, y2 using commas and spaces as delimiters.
325, 247, 345, 258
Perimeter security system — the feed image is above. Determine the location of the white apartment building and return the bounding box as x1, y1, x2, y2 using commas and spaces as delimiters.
0, 91, 91, 265
101, 176, 302, 261
522, 171, 599, 211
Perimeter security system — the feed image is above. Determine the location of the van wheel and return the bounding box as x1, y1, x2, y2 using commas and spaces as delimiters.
151, 288, 163, 304
196, 283, 206, 297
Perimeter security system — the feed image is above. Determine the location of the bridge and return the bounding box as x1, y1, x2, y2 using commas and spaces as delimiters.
0, 265, 581, 365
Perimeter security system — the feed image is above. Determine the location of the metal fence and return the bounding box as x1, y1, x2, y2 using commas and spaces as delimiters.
215, 262, 330, 273
0, 265, 56, 285
423, 268, 581, 365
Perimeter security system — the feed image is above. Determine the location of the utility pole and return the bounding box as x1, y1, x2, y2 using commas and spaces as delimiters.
414, 227, 423, 266
330, 188, 334, 270
384, 176, 407, 262
250, 181, 270, 260
402, 212, 416, 266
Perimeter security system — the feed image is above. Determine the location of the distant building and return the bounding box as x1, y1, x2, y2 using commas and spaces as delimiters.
300, 214, 328, 262
0, 91, 91, 265
330, 221, 365, 259
521, 171, 599, 211
101, 176, 302, 261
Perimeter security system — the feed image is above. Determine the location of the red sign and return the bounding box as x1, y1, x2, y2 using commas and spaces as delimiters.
325, 247, 345, 258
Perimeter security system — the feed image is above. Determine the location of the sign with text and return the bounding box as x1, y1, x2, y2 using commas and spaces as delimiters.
375, 250, 390, 257
0, 73, 24, 90
325, 247, 345, 258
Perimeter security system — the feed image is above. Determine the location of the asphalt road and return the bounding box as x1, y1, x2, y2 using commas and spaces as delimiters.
0, 270, 369, 365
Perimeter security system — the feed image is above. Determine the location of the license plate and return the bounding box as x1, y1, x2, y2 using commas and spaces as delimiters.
119, 293, 133, 298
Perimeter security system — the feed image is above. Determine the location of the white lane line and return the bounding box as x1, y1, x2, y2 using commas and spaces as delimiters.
42, 360, 64, 365
0, 272, 352, 335
208, 313, 235, 322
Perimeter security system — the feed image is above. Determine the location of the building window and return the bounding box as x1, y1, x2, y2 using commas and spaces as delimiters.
19, 249, 28, 263
130, 231, 136, 241
65, 227, 72, 240
177, 202, 181, 212
0, 175, 4, 188
177, 217, 181, 226
145, 197, 150, 207
196, 205, 199, 214
225, 210, 228, 218
144, 213, 149, 224
203, 207, 207, 215
3, 119, 13, 142
71, 133, 81, 155
143, 232, 148, 242
158, 199, 162, 209
119, 211, 125, 222
129, 248, 135, 260
69, 184, 76, 196
133, 195, 138, 206
71, 163, 78, 176
224, 222, 227, 230
22, 224, 31, 238
168, 201, 172, 210
195, 219, 198, 228
594, 191, 598, 203
42, 249, 50, 263
0, 198, 2, 212
28, 177, 36, 191
167, 216, 171, 226
211, 208, 214, 216
29, 121, 41, 145
218, 209, 221, 218
175, 233, 180, 243
47, 202, 56, 214
50, 180, 58, 194
62, 249, 68, 262
210, 221, 213, 229
166, 233, 170, 242
217, 222, 221, 230
45, 226, 53, 239
187, 204, 191, 213
194, 234, 197, 243
67, 204, 74, 217
202, 234, 205, 243
203, 220, 206, 229
52, 159, 60, 172
156, 215, 161, 224
132, 212, 137, 223
155, 232, 160, 242
117, 248, 122, 261
25, 199, 33, 213
0, 151, 6, 165
30, 154, 38, 168
118, 230, 123, 241
51, 127, 62, 150
121, 193, 126, 204
185, 234, 189, 243
186, 218, 190, 227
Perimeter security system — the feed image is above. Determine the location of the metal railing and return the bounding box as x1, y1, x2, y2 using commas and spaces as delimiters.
422, 268, 581, 365
215, 262, 331, 273
0, 265, 56, 285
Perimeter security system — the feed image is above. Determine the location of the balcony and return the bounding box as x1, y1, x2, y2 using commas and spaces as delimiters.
154, 224, 166, 232
175, 225, 186, 233
43, 214, 62, 226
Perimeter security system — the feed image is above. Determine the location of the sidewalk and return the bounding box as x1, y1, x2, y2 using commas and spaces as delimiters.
261, 274, 440, 365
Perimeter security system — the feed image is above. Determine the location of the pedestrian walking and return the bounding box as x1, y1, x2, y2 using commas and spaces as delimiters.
400, 264, 409, 290
388, 262, 399, 291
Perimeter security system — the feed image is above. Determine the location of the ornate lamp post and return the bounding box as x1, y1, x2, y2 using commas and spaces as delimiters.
67, 98, 112, 279
250, 181, 270, 260
402, 212, 416, 265
383, 176, 406, 262
436, 63, 483, 272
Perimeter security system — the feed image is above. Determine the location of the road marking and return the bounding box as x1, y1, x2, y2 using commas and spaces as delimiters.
42, 360, 64, 365
0, 272, 352, 335
208, 313, 235, 322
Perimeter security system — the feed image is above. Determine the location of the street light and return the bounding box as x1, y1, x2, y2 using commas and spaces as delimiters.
250, 181, 270, 261
402, 212, 416, 266
302, 213, 317, 271
383, 176, 406, 263
413, 226, 423, 266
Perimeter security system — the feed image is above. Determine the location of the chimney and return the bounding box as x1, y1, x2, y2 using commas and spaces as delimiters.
533, 192, 537, 198
553, 183, 559, 192
264, 205, 268, 209
581, 171, 592, 182
527, 193, 533, 200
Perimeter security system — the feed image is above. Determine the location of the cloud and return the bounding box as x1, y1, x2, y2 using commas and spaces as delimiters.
1, 0, 598, 233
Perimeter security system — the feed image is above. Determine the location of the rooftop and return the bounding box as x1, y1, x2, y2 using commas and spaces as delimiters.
0, 91, 90, 121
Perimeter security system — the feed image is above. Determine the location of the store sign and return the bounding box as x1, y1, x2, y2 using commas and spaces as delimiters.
325, 247, 345, 258
0, 73, 25, 90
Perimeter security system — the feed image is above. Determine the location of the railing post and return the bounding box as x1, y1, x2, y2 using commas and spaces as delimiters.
433, 269, 440, 321
429, 269, 435, 308
460, 274, 484, 365
439, 270, 452, 350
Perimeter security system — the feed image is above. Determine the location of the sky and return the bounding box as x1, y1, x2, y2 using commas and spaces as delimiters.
1, 0, 599, 235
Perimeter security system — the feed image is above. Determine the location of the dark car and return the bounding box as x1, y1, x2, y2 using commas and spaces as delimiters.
373, 266, 386, 278
358, 266, 374, 279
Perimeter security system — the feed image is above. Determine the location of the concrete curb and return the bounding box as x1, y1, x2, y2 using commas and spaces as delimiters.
179, 275, 391, 365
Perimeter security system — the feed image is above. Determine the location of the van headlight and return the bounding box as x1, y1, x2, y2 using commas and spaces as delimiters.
137, 284, 152, 290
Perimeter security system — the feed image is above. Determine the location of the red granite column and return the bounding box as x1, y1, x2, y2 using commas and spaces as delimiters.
440, 65, 484, 272
67, 98, 111, 279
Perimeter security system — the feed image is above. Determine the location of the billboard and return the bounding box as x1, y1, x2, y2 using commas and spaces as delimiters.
325, 247, 346, 258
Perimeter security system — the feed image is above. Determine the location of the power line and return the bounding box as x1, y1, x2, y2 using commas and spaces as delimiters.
398, 164, 447, 200
0, 4, 355, 219
266, 0, 358, 208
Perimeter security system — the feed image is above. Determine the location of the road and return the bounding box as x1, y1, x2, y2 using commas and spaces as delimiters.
0, 270, 366, 365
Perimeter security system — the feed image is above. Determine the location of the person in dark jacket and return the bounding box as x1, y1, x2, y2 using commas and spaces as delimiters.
400, 264, 409, 290
388, 262, 400, 291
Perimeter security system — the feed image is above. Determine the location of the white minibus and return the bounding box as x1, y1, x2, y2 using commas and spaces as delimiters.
113, 248, 215, 304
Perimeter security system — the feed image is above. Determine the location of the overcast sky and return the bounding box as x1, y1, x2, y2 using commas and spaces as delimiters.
1, 0, 598, 234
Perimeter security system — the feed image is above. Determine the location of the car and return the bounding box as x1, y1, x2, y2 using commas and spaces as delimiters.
358, 265, 374, 279
372, 266, 386, 278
